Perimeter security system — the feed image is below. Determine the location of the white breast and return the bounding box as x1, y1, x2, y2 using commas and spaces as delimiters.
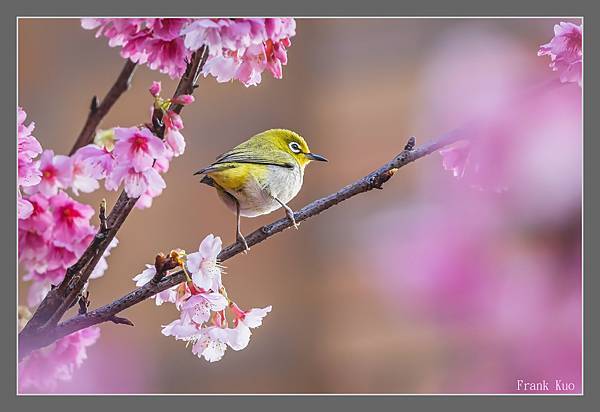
234, 164, 304, 218
267, 164, 303, 204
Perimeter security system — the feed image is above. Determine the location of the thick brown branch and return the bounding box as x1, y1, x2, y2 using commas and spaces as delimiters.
19, 49, 209, 359
69, 60, 137, 155
24, 130, 463, 353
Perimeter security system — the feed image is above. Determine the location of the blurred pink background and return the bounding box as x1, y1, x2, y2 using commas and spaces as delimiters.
18, 18, 582, 394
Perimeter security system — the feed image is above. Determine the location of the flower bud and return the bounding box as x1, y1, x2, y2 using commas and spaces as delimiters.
172, 94, 195, 105
149, 81, 162, 97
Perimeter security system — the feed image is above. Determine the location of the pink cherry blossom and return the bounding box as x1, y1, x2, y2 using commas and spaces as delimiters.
145, 37, 191, 79
81, 18, 149, 46
201, 55, 240, 83
230, 304, 273, 328
82, 18, 191, 79
191, 326, 231, 362
17, 108, 42, 218
186, 234, 223, 292
36, 150, 73, 197
224, 323, 253, 352
182, 19, 228, 53
17, 108, 42, 164
163, 111, 184, 130
18, 230, 50, 277
49, 191, 95, 247
149, 80, 161, 97
439, 141, 471, 178
18, 326, 100, 393
189, 322, 255, 361
132, 264, 156, 286
132, 264, 179, 305
181, 292, 229, 324
17, 192, 34, 220
161, 317, 201, 341
538, 22, 583, 86
134, 157, 171, 209
75, 144, 115, 180
150, 19, 190, 41
171, 94, 194, 105
155, 287, 179, 306
18, 193, 53, 235
70, 151, 100, 195
108, 163, 166, 198
19, 186, 111, 307
164, 127, 186, 156
113, 127, 165, 173
153, 149, 173, 174
83, 18, 296, 86
44, 241, 80, 271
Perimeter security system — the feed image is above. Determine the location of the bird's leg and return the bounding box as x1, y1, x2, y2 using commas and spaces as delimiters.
273, 196, 299, 230
234, 198, 249, 252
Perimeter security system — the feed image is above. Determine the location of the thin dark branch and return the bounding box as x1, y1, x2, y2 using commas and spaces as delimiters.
19, 51, 209, 360
69, 60, 138, 155
22, 130, 463, 353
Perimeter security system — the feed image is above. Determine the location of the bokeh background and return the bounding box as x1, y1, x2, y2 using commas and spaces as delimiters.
18, 18, 582, 394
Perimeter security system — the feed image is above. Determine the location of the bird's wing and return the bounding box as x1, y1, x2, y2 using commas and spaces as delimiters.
214, 137, 295, 168
195, 137, 295, 175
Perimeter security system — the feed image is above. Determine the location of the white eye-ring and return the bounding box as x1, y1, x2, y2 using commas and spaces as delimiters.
289, 142, 302, 154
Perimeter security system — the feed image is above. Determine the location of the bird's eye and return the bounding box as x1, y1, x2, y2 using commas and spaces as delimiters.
289, 142, 302, 154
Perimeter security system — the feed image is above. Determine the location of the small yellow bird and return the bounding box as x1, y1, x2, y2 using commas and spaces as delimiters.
194, 129, 327, 250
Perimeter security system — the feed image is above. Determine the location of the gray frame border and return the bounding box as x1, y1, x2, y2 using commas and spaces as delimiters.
3, 0, 595, 410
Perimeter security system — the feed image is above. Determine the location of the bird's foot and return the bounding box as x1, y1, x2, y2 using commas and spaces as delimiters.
286, 210, 299, 230
237, 233, 250, 253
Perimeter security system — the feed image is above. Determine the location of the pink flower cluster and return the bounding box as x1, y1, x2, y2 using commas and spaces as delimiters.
19, 325, 100, 392
82, 18, 296, 86
17, 108, 126, 391
375, 24, 582, 392
18, 190, 118, 306
71, 82, 192, 208
183, 18, 296, 86
17, 107, 42, 219
18, 113, 114, 307
438, 21, 583, 187
538, 21, 583, 86
133, 234, 272, 362
19, 83, 192, 306
82, 18, 192, 79
19, 123, 127, 307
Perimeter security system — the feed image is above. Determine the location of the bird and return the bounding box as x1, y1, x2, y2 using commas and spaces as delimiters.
194, 129, 327, 251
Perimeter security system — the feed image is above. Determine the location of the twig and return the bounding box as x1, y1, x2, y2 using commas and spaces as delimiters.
109, 315, 134, 327
69, 60, 137, 155
19, 50, 209, 358
77, 291, 90, 315
19, 130, 463, 356
99, 199, 108, 232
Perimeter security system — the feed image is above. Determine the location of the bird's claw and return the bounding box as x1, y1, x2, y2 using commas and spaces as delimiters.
287, 212, 299, 230
237, 234, 250, 253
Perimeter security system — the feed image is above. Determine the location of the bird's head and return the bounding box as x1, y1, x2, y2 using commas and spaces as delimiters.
264, 129, 328, 168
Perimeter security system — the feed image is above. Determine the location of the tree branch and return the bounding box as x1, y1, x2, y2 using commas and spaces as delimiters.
69, 60, 138, 155
19, 48, 209, 358
20, 129, 463, 356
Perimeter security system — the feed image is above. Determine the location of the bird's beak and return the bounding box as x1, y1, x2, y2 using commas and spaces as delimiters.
306, 152, 328, 162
